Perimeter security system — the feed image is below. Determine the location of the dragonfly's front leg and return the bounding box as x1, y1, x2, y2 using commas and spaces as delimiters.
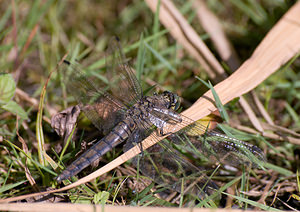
125, 128, 149, 156
149, 114, 181, 137
156, 119, 181, 136
157, 126, 172, 136
150, 108, 182, 136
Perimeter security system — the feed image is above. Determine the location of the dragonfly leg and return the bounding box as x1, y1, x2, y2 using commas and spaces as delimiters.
126, 129, 147, 155
157, 128, 172, 136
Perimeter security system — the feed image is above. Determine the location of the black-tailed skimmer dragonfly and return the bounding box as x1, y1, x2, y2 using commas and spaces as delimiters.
52, 37, 266, 198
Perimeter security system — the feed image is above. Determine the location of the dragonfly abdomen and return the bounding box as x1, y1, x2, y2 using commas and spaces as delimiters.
56, 118, 136, 183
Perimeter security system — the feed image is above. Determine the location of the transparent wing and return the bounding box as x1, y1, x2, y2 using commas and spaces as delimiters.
176, 116, 266, 168
124, 114, 266, 199
129, 138, 220, 200
60, 61, 126, 132
123, 119, 219, 200
105, 36, 143, 106
60, 37, 142, 132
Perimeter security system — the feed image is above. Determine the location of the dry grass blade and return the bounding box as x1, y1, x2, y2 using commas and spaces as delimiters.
238, 97, 264, 132
261, 122, 300, 138
16, 88, 56, 123
251, 92, 275, 125
150, 0, 266, 133
0, 203, 263, 212
192, 0, 240, 71
192, 0, 267, 132
145, 0, 226, 81
36, 55, 66, 165
185, 1, 300, 120
231, 123, 300, 145
20, 24, 39, 57
15, 119, 37, 189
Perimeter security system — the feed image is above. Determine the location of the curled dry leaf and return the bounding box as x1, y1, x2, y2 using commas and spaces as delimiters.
51, 105, 81, 142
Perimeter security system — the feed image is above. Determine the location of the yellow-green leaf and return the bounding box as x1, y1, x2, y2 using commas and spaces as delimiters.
0, 73, 16, 104
1, 100, 28, 120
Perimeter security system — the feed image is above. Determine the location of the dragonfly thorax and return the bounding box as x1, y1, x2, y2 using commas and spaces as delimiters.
123, 91, 182, 136
144, 91, 180, 111
128, 91, 178, 117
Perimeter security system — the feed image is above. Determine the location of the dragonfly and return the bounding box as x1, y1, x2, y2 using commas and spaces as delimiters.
53, 37, 266, 199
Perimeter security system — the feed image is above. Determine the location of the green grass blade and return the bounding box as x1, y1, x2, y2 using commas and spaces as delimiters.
221, 191, 281, 211
144, 41, 176, 74
196, 77, 230, 122
136, 33, 146, 83
0, 180, 27, 193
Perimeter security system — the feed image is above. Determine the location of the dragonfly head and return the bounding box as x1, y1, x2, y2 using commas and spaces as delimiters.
162, 91, 180, 111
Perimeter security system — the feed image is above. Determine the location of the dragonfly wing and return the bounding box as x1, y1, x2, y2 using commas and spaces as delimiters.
123, 118, 219, 199
127, 135, 219, 200
176, 116, 266, 168
105, 37, 143, 106
124, 113, 265, 200
60, 61, 126, 132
